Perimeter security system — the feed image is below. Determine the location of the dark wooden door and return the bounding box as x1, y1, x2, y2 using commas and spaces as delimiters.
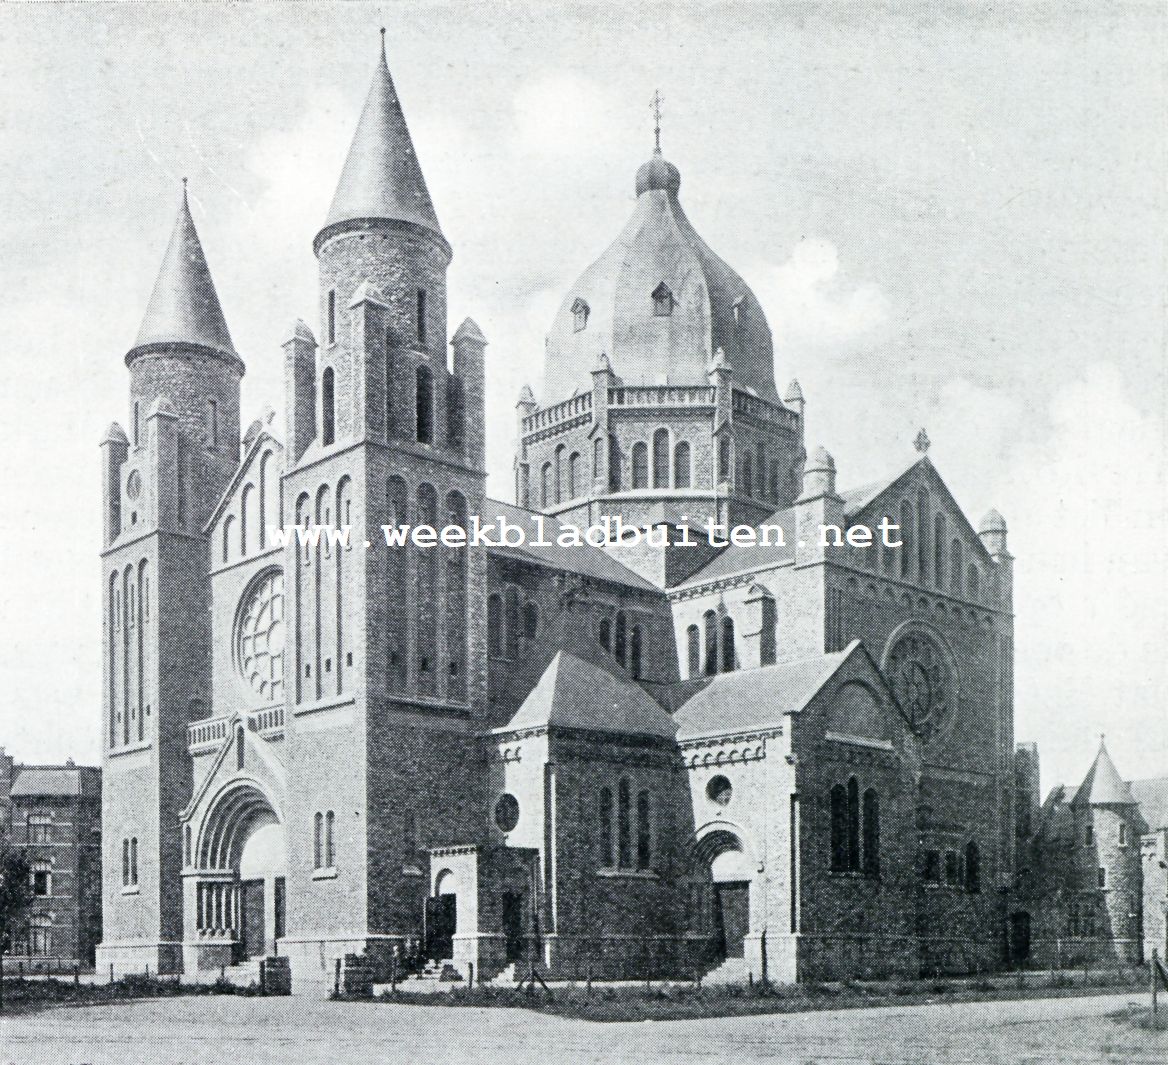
425, 895, 456, 960
273, 877, 286, 943
240, 879, 265, 959
501, 892, 524, 962
714, 882, 750, 959
1009, 911, 1031, 963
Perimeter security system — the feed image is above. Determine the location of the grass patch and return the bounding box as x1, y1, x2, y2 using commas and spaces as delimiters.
0, 974, 260, 1015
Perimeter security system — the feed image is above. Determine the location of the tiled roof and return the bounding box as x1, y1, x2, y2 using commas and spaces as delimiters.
673, 643, 859, 740
1130, 777, 1168, 831
499, 649, 676, 740
483, 499, 657, 591
10, 766, 91, 797
681, 507, 796, 585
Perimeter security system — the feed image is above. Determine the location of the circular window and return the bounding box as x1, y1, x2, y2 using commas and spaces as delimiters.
706, 775, 732, 806
494, 793, 520, 832
236, 570, 285, 703
885, 630, 953, 740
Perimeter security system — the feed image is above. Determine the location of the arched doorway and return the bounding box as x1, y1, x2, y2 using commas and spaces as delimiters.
193, 782, 285, 962
426, 869, 457, 961
691, 829, 753, 960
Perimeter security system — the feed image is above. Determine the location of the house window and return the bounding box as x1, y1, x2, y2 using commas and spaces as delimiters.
933, 513, 945, 589
629, 625, 643, 680
122, 839, 130, 886
830, 784, 848, 873
674, 442, 691, 488
568, 452, 581, 499
760, 596, 777, 666
614, 611, 628, 667
236, 725, 245, 770
1119, 823, 1127, 846
598, 617, 611, 652
572, 298, 589, 332
327, 289, 336, 344
862, 789, 880, 877
651, 282, 673, 316
325, 811, 336, 868
540, 463, 552, 508
653, 428, 670, 488
28, 821, 52, 845
416, 288, 427, 345
846, 777, 860, 873
322, 368, 335, 445
608, 434, 622, 490
686, 624, 700, 678
703, 610, 718, 676
1085, 823, 1094, 847
1097, 866, 1106, 889
313, 812, 323, 869
32, 868, 50, 897
130, 837, 138, 885
29, 920, 52, 957
922, 849, 941, 884
721, 616, 735, 672
632, 442, 649, 489
505, 589, 520, 659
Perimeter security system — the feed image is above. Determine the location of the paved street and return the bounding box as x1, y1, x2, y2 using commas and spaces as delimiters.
2, 992, 1165, 1064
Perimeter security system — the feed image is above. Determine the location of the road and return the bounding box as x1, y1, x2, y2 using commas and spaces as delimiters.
1, 991, 1164, 1064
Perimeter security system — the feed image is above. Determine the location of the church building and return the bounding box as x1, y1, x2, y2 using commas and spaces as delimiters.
97, 36, 1017, 987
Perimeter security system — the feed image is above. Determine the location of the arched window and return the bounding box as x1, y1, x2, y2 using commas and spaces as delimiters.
523, 602, 539, 640
598, 617, 611, 651
629, 625, 643, 679
899, 500, 913, 578
761, 596, 777, 665
183, 824, 191, 866
326, 289, 336, 345
608, 434, 622, 491
965, 841, 980, 893
415, 366, 433, 444
593, 437, 603, 481
756, 443, 767, 499
236, 725, 245, 770
130, 837, 138, 885
967, 563, 980, 599
632, 442, 649, 489
313, 812, 323, 868
651, 282, 673, 316
540, 463, 551, 508
222, 516, 234, 564
505, 588, 520, 659
636, 789, 652, 868
617, 778, 632, 868
487, 594, 502, 656
322, 367, 335, 446
830, 784, 848, 873
687, 624, 700, 678
446, 378, 464, 449
416, 288, 427, 345
933, 513, 945, 589
950, 538, 963, 592
568, 452, 581, 499
598, 787, 614, 865
917, 489, 929, 581
572, 298, 589, 332
614, 611, 628, 667
718, 436, 731, 483
554, 444, 567, 503
743, 451, 753, 496
862, 789, 880, 876
674, 442, 691, 488
847, 777, 861, 873
721, 616, 735, 672
325, 810, 335, 867
703, 610, 718, 675
653, 429, 670, 488
122, 838, 130, 885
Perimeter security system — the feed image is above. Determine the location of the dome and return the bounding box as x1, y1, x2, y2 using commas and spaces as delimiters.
543, 151, 778, 406
979, 508, 1007, 534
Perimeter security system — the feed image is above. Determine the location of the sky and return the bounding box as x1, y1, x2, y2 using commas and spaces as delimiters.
0, 1, 1164, 794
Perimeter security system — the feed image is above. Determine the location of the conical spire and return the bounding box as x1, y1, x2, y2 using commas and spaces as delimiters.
1073, 738, 1136, 806
132, 181, 237, 359
320, 30, 443, 241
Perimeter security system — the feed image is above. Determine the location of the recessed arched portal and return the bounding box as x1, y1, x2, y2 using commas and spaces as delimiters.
193, 781, 285, 961
426, 868, 457, 961
690, 828, 753, 961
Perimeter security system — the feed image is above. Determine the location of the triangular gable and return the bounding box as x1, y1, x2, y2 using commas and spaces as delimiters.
843, 456, 995, 566
181, 716, 286, 822
203, 429, 285, 536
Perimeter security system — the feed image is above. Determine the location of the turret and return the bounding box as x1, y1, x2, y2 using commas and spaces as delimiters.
100, 423, 129, 546
783, 378, 805, 419
451, 318, 487, 467
283, 319, 317, 464
979, 508, 1013, 606
794, 446, 844, 568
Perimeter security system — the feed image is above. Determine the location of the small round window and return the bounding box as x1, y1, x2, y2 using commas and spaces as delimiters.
706, 775, 732, 806
494, 793, 520, 832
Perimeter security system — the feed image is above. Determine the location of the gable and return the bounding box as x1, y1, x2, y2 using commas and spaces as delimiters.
206, 431, 285, 567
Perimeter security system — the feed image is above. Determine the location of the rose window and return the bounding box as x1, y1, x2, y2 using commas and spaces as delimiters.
236, 570, 285, 703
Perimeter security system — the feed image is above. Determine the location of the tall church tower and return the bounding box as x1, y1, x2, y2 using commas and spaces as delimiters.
97, 184, 243, 974
280, 33, 489, 975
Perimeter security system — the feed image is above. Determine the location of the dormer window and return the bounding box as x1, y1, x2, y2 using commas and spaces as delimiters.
652, 282, 673, 316
571, 298, 590, 332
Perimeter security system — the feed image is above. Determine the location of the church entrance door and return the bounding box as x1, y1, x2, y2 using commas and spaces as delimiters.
239, 879, 265, 959
501, 891, 524, 962
714, 882, 750, 959
425, 894, 456, 960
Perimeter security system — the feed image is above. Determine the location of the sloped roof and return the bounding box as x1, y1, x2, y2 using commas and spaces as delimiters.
1130, 777, 1168, 831
320, 37, 443, 241
484, 499, 657, 591
673, 643, 860, 740
1072, 742, 1137, 806
11, 766, 92, 797
682, 507, 796, 585
132, 184, 237, 361
499, 649, 676, 740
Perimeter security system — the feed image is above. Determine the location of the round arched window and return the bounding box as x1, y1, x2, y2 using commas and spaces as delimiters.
707, 775, 732, 806
884, 629, 953, 740
236, 570, 285, 703
494, 793, 520, 832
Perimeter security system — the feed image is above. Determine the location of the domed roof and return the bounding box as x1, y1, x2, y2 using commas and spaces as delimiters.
979, 508, 1007, 534
543, 150, 778, 406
